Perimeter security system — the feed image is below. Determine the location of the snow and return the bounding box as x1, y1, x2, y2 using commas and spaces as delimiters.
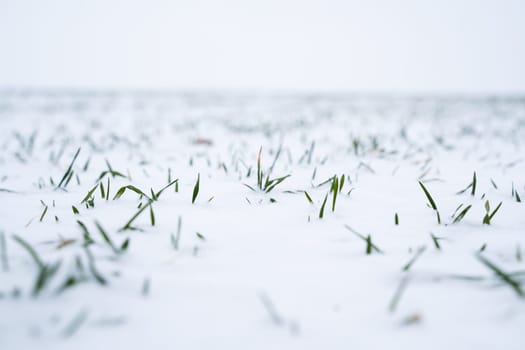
0, 90, 524, 349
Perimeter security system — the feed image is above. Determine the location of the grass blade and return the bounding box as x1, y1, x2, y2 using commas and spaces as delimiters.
319, 194, 328, 219
192, 173, 200, 204
418, 181, 437, 210
12, 235, 44, 269
476, 253, 523, 297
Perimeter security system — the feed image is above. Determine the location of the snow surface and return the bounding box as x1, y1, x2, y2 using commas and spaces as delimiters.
0, 91, 524, 349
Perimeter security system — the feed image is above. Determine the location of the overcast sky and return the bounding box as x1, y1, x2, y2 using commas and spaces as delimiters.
1, 0, 524, 94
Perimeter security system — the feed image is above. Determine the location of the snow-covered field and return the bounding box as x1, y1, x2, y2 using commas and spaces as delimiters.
0, 90, 524, 349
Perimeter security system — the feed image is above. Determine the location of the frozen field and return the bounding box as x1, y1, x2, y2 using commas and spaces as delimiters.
0, 90, 524, 349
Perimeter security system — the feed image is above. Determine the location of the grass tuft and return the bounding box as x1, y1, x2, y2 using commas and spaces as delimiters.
482, 201, 502, 225
452, 204, 472, 224
344, 225, 383, 254
56, 148, 81, 189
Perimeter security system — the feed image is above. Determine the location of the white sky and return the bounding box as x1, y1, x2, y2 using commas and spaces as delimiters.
1, 0, 524, 94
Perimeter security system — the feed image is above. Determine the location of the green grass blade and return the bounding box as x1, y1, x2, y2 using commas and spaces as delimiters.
418, 181, 437, 210
476, 253, 523, 297
192, 173, 200, 204
319, 194, 328, 219
12, 235, 44, 269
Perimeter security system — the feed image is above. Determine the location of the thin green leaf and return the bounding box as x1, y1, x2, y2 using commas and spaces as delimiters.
192, 173, 200, 204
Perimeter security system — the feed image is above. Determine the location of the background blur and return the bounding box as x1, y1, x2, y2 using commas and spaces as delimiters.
1, 0, 524, 94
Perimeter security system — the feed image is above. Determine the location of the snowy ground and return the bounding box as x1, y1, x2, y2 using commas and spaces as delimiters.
0, 90, 524, 349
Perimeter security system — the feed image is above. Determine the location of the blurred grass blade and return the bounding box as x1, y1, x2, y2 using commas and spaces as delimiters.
476, 253, 523, 297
